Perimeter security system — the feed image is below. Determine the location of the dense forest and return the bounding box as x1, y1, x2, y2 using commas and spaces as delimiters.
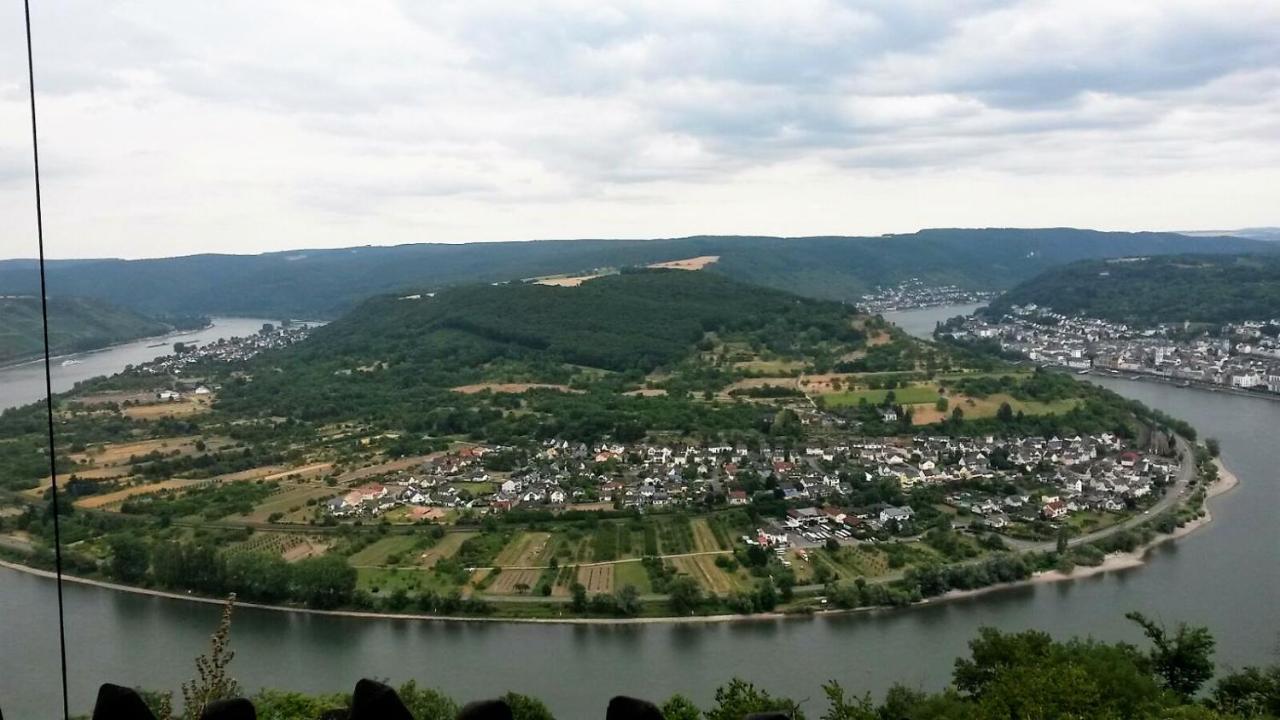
985, 254, 1280, 324
0, 295, 197, 364
294, 270, 860, 374
212, 270, 860, 438
0, 229, 1270, 318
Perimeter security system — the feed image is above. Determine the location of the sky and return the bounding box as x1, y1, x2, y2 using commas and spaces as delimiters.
1, 0, 1278, 260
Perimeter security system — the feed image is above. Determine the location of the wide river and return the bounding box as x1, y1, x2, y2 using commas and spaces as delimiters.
1, 307, 1276, 718
0, 317, 279, 410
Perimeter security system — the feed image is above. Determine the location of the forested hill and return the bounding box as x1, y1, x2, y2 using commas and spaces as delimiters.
0, 296, 174, 364
287, 269, 859, 376
0, 228, 1271, 318
985, 254, 1280, 324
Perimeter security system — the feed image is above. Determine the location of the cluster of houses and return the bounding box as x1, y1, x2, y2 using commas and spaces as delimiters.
943, 446, 1174, 529
943, 305, 1280, 394
321, 433, 1174, 545
859, 279, 996, 313
135, 324, 312, 376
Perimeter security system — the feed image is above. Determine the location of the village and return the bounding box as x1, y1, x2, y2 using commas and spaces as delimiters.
858, 279, 997, 313
941, 304, 1280, 395
132, 323, 313, 377
325, 431, 1177, 550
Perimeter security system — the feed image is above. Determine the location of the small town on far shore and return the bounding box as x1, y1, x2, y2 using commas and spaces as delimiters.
941, 304, 1280, 395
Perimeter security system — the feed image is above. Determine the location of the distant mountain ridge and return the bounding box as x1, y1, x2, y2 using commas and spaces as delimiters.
0, 228, 1272, 318
0, 296, 176, 365
985, 254, 1280, 325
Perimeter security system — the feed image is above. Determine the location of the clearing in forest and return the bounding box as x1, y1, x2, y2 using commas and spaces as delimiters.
647, 256, 719, 271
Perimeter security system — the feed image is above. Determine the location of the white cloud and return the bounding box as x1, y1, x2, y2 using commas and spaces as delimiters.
0, 0, 1276, 259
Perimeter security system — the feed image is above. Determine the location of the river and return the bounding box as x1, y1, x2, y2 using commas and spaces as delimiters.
0, 317, 280, 410
1, 306, 1276, 718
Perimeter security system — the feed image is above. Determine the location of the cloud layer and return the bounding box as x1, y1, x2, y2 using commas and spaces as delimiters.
2, 0, 1278, 258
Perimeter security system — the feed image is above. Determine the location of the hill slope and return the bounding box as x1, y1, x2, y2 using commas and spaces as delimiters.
0, 296, 173, 364
0, 229, 1270, 318
213, 270, 877, 435
289, 269, 859, 376
985, 254, 1280, 324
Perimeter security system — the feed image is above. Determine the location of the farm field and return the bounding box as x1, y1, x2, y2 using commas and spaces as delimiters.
612, 560, 652, 594
724, 376, 798, 390
245, 484, 334, 522
29, 465, 131, 496
577, 564, 615, 594
69, 436, 209, 467
494, 532, 552, 567
262, 463, 333, 483
122, 398, 212, 420
820, 385, 942, 407
670, 556, 739, 594
732, 359, 806, 374
812, 545, 894, 579
347, 536, 422, 567
797, 373, 859, 394
75, 478, 206, 509
335, 454, 439, 484
925, 393, 1082, 424
690, 518, 726, 552
486, 568, 542, 595
653, 518, 696, 555
356, 567, 453, 596
227, 532, 330, 562
419, 531, 475, 568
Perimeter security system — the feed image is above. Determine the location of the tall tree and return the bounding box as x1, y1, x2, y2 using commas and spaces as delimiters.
1126, 612, 1217, 699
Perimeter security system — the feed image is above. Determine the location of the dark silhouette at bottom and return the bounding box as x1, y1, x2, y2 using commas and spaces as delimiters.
67, 678, 792, 720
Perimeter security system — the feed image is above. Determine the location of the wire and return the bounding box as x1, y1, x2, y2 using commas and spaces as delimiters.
23, 1, 72, 717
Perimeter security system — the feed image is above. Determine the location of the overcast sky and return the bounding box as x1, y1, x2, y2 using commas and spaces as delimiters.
2, 0, 1278, 260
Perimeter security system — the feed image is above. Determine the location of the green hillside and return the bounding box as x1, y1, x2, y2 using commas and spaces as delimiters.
292, 269, 860, 375
986, 254, 1280, 324
0, 296, 173, 364
0, 228, 1270, 318
213, 270, 872, 437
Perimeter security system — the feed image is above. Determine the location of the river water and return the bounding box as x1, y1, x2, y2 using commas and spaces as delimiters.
0, 306, 1276, 719
0, 317, 279, 410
